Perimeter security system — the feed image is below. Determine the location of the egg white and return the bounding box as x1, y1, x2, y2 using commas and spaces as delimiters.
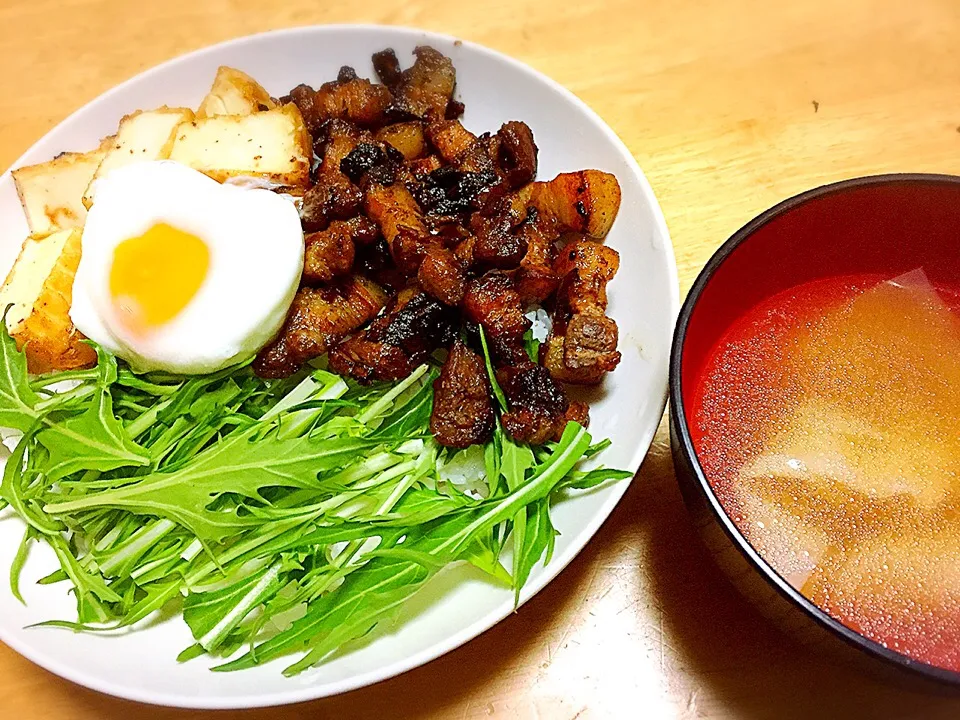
71, 161, 304, 374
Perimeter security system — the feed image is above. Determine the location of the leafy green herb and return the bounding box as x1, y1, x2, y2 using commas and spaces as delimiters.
10, 526, 34, 604
558, 467, 634, 492
501, 436, 535, 492
37, 349, 149, 480
477, 327, 507, 412
500, 435, 535, 605
45, 433, 382, 542
522, 328, 541, 363
184, 560, 286, 652
0, 312, 40, 432
583, 438, 612, 458
0, 320, 629, 675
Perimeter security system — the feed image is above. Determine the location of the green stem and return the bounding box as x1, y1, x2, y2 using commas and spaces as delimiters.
125, 397, 174, 439
356, 365, 429, 425
116, 372, 182, 396
98, 518, 177, 576
29, 369, 98, 391
35, 385, 96, 414
333, 443, 433, 570
199, 561, 284, 651
439, 423, 590, 558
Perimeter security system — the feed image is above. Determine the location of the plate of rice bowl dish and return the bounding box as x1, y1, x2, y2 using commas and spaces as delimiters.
0, 24, 678, 708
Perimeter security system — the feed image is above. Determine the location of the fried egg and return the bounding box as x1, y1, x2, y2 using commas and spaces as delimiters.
71, 161, 303, 374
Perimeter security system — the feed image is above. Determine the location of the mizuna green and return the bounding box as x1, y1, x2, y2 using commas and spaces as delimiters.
0, 326, 630, 675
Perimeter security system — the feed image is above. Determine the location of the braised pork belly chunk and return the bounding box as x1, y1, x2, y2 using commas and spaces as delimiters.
328, 289, 458, 382
498, 362, 589, 445
255, 45, 624, 445
430, 340, 495, 448
543, 239, 622, 384
254, 276, 387, 379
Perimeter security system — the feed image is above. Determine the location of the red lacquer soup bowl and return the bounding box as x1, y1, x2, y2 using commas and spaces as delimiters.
670, 174, 960, 690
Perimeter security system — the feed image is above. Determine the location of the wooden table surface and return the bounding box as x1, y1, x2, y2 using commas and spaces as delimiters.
2, 0, 960, 717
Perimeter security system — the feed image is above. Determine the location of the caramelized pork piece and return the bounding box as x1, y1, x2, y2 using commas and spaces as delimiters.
286, 75, 391, 131
506, 168, 617, 303
287, 84, 325, 135
426, 119, 478, 164
365, 182, 431, 274
343, 215, 381, 246
470, 210, 528, 270
300, 120, 369, 232
365, 182, 427, 244
364, 180, 469, 305
317, 119, 373, 171
453, 234, 477, 269
497, 363, 589, 444
543, 240, 621, 384
299, 179, 363, 233
340, 141, 405, 186
419, 120, 536, 218
520, 170, 622, 238
372, 49, 403, 88
303, 219, 373, 284
407, 154, 444, 180
329, 338, 408, 383
445, 99, 466, 120
329, 289, 458, 382
381, 46, 457, 120
457, 134, 498, 176
494, 121, 538, 189
542, 314, 620, 384
428, 216, 472, 245
375, 122, 428, 160
554, 239, 619, 312
430, 340, 495, 448
462, 272, 530, 359
513, 207, 560, 303
355, 238, 407, 294
427, 119, 535, 185
317, 78, 392, 128
417, 246, 466, 305
414, 165, 499, 218
254, 277, 387, 378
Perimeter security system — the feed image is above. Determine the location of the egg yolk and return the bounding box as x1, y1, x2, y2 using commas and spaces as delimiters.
109, 223, 209, 334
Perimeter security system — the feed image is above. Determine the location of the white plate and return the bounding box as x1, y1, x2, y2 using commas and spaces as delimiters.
0, 25, 678, 709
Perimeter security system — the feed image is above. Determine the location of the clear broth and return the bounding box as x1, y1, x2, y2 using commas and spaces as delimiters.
691, 272, 960, 671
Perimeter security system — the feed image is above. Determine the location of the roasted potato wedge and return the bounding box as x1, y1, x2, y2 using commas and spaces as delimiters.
0, 228, 95, 372
83, 107, 195, 207
197, 66, 277, 118
169, 104, 311, 192
12, 136, 113, 238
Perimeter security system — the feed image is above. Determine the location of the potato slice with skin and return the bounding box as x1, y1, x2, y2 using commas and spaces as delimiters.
0, 229, 95, 372
82, 106, 195, 208
168, 104, 312, 192
12, 136, 114, 238
197, 66, 277, 118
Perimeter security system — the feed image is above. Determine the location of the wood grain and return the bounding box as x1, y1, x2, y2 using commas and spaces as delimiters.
2, 1, 960, 717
